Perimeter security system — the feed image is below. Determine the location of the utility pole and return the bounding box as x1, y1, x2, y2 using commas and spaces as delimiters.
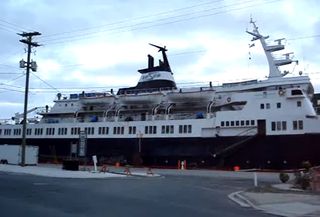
18, 32, 41, 166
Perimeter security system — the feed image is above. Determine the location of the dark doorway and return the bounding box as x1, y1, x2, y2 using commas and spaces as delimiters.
257, 119, 266, 136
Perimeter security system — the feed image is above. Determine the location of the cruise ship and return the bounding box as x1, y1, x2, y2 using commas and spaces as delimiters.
0, 21, 319, 169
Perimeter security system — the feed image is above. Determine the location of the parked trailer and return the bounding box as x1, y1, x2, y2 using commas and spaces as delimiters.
0, 144, 38, 165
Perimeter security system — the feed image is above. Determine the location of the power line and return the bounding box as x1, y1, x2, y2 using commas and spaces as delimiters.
288, 34, 320, 41
39, 0, 225, 40
30, 72, 60, 92
0, 87, 25, 93
40, 0, 261, 43
1, 73, 25, 85
0, 18, 33, 32
40, 0, 282, 45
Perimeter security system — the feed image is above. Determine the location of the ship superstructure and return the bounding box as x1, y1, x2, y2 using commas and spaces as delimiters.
0, 21, 319, 169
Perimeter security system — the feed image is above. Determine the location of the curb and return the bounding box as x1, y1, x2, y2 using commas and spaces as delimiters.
106, 171, 162, 178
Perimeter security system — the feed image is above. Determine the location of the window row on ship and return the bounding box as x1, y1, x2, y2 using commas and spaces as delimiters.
0, 124, 193, 137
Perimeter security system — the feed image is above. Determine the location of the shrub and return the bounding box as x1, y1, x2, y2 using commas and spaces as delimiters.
300, 173, 311, 190
294, 171, 311, 190
301, 161, 312, 172
279, 172, 290, 183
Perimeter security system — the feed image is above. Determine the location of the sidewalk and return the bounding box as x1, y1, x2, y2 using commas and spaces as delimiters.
229, 184, 320, 217
0, 164, 160, 178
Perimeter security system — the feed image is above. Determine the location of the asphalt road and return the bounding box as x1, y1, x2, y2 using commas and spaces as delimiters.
0, 171, 273, 217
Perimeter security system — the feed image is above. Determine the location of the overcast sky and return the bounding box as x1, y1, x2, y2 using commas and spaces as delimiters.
0, 0, 319, 119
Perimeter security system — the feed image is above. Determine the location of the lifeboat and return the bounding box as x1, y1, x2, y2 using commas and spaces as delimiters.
80, 93, 115, 105
167, 89, 214, 104
118, 92, 164, 105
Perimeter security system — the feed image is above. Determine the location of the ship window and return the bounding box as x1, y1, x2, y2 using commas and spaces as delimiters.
71, 103, 74, 106
276, 121, 281, 131
153, 126, 157, 134
99, 127, 107, 135
72, 127, 80, 135
14, 129, 21, 135
179, 125, 183, 133
266, 103, 270, 109
236, 121, 239, 126
161, 126, 165, 134
170, 125, 174, 134
226, 121, 229, 127
297, 101, 302, 107
106, 127, 109, 134
129, 126, 136, 134
221, 121, 225, 127
65, 103, 67, 107
251, 120, 255, 126
260, 104, 264, 109
293, 120, 298, 130
271, 122, 276, 131
282, 121, 287, 131
183, 125, 187, 133
46, 128, 55, 135
0, 129, 2, 135
113, 127, 116, 134
149, 126, 153, 134
121, 127, 124, 134
4, 129, 11, 135
145, 126, 148, 134
292, 89, 303, 95
298, 120, 303, 130
58, 128, 67, 135
35, 128, 43, 135
246, 120, 250, 126
165, 126, 169, 134
231, 121, 234, 126
26, 128, 32, 135
277, 102, 281, 109
240, 120, 244, 126
188, 125, 192, 133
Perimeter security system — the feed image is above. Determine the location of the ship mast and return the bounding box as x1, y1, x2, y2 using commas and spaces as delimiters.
246, 19, 297, 79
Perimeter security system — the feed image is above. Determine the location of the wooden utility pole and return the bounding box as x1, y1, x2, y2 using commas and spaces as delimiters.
18, 32, 41, 166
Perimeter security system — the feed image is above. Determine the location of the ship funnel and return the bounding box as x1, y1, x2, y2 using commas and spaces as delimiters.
57, 93, 62, 100
148, 54, 154, 68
